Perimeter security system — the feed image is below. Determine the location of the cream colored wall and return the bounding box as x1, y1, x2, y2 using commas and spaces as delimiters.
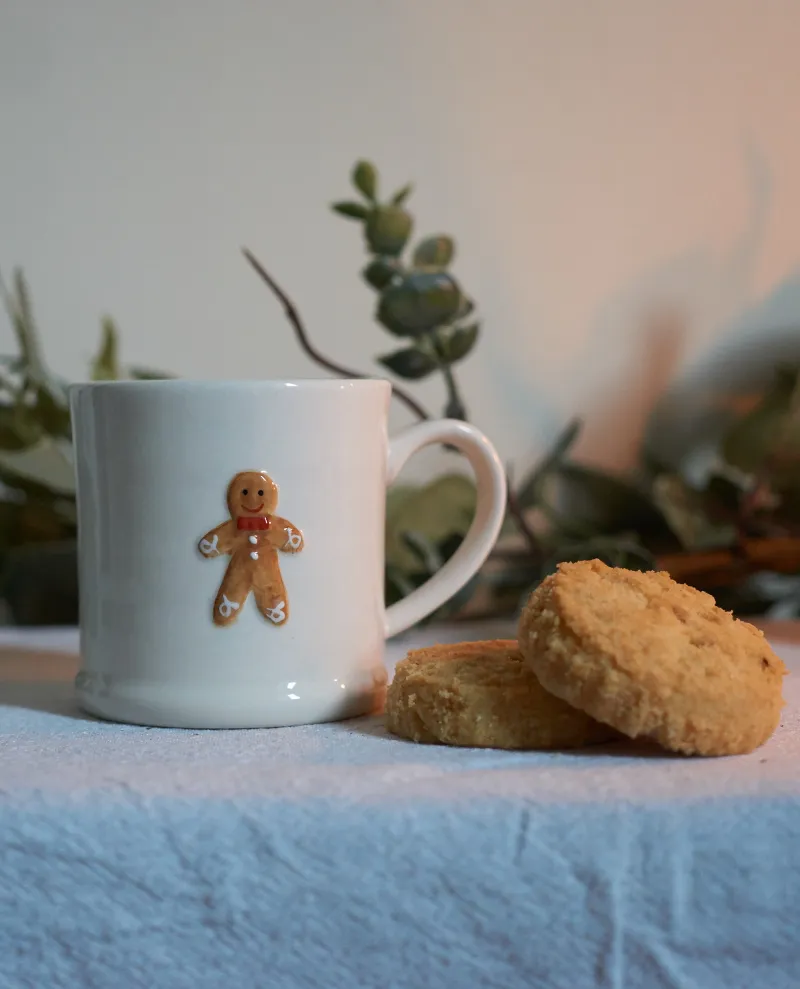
1, 0, 799, 479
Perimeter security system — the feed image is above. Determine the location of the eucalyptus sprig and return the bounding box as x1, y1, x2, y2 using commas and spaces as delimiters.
332, 160, 477, 420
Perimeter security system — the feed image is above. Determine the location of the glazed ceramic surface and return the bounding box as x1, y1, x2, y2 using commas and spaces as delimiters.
70, 379, 506, 728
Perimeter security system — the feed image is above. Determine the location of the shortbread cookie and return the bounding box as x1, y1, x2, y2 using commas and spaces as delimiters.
518, 560, 787, 756
385, 640, 617, 750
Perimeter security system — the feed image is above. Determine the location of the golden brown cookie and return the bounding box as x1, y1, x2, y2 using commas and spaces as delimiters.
385, 639, 618, 750
518, 560, 787, 756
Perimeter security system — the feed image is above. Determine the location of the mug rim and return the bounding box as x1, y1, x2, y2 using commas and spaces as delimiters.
68, 376, 392, 393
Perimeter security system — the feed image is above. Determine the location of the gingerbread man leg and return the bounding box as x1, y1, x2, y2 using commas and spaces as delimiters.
213, 558, 252, 627
251, 553, 289, 626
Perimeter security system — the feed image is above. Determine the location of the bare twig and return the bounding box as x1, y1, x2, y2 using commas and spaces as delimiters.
243, 248, 542, 562
242, 248, 431, 421
657, 536, 800, 588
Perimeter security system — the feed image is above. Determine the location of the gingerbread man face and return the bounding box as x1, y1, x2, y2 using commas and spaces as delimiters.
227, 471, 278, 519
198, 470, 304, 628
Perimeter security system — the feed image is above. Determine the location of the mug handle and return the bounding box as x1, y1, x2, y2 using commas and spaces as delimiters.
384, 419, 507, 639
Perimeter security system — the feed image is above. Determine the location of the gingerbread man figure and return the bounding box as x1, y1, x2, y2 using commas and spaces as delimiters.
198, 470, 304, 627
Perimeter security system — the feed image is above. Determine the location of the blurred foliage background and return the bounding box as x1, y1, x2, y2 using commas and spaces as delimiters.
3, 159, 800, 625
0, 271, 169, 623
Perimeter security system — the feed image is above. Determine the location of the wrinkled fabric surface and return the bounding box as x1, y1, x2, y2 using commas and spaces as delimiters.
0, 626, 799, 989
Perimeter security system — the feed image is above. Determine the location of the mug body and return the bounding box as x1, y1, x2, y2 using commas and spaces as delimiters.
70, 379, 391, 728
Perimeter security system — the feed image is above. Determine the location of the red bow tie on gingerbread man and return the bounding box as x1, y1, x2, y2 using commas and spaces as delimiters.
197, 470, 304, 627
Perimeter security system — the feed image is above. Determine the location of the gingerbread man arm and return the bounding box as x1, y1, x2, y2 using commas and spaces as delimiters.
266, 516, 305, 553
198, 520, 236, 558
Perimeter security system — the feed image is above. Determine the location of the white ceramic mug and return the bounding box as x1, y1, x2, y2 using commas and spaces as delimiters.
69, 379, 507, 728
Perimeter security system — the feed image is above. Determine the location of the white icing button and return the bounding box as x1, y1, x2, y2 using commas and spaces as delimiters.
249, 534, 258, 544
250, 551, 259, 560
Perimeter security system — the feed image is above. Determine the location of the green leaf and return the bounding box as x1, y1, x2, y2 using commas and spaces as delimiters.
385, 473, 477, 571
35, 385, 72, 439
0, 368, 20, 402
386, 483, 418, 528
352, 160, 378, 202
541, 463, 671, 544
0, 355, 24, 374
127, 366, 176, 380
1, 269, 48, 387
0, 435, 75, 495
515, 418, 583, 508
455, 296, 475, 320
377, 346, 438, 380
437, 323, 479, 364
376, 271, 461, 336
412, 236, 454, 269
391, 184, 413, 206
0, 404, 42, 451
362, 257, 403, 291
436, 531, 466, 562
384, 529, 476, 617
721, 365, 799, 476
650, 473, 737, 550
12, 271, 45, 381
365, 206, 413, 257
0, 423, 26, 452
332, 201, 370, 220
401, 530, 443, 574
90, 317, 121, 381
763, 410, 800, 494
385, 563, 423, 606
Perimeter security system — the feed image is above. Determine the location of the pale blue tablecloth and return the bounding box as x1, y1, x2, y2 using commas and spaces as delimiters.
0, 624, 799, 989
